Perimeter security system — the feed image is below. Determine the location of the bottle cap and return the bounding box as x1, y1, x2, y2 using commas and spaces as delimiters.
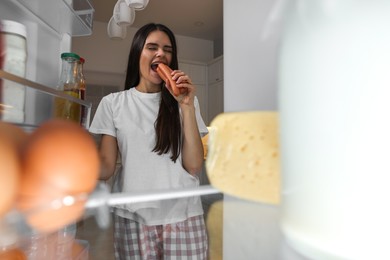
61, 52, 80, 60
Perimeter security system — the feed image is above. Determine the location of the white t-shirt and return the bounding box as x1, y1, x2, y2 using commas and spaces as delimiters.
89, 88, 209, 225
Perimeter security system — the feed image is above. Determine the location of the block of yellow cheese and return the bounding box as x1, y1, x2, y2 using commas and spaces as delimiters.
206, 111, 280, 204
206, 201, 223, 260
201, 133, 209, 160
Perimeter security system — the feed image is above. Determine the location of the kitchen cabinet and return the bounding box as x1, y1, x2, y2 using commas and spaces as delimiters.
207, 81, 224, 125
207, 56, 224, 125
179, 60, 208, 122
179, 56, 224, 127
208, 55, 223, 83
179, 61, 207, 85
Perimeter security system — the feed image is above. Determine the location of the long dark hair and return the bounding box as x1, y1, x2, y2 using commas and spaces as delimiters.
124, 23, 181, 162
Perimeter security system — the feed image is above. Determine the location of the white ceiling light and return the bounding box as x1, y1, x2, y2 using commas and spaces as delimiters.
113, 0, 136, 26
125, 0, 149, 10
107, 16, 127, 40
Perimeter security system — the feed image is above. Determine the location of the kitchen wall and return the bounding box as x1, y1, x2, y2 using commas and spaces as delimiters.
72, 21, 214, 87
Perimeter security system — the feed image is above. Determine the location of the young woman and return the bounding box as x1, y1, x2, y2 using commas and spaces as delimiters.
89, 23, 208, 259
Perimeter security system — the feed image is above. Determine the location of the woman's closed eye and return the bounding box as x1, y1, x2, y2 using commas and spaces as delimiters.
145, 43, 172, 53
163, 47, 173, 53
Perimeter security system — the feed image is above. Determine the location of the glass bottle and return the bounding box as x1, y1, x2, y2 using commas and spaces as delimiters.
0, 23, 3, 117
54, 52, 81, 123
78, 57, 87, 127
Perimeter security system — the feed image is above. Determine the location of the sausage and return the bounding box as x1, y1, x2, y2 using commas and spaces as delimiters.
156, 63, 186, 97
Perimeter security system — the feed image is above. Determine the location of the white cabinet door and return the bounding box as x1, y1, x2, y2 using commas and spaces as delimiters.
208, 57, 223, 83
207, 81, 224, 125
189, 64, 207, 85
179, 62, 207, 85
179, 61, 208, 122
196, 84, 208, 123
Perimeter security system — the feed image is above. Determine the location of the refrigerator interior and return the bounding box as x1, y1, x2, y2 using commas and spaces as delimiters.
1, 1, 295, 259
0, 0, 93, 125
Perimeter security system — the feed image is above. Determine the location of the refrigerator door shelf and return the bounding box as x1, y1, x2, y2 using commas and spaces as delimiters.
2, 0, 94, 37
0, 70, 92, 129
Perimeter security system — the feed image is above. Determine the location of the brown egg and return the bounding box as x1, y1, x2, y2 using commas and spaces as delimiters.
21, 119, 99, 194
17, 174, 87, 233
17, 119, 100, 233
0, 122, 25, 217
22, 194, 87, 234
17, 174, 71, 210
0, 121, 29, 154
0, 248, 26, 260
71, 241, 86, 258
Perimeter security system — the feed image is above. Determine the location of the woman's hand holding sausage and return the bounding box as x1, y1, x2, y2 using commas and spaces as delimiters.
168, 70, 196, 105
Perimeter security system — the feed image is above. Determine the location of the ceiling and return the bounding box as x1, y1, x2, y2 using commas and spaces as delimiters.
91, 0, 223, 41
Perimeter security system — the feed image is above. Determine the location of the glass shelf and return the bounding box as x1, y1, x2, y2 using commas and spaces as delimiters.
0, 69, 92, 129
3, 0, 94, 36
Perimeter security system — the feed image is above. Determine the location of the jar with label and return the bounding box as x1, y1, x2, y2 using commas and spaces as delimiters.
0, 20, 27, 123
54, 52, 81, 123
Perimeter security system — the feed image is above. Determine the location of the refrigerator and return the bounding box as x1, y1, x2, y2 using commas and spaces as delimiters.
0, 0, 341, 260
0, 0, 93, 127
9, 0, 390, 259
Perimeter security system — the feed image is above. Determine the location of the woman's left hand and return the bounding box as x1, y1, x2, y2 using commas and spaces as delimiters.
166, 70, 196, 105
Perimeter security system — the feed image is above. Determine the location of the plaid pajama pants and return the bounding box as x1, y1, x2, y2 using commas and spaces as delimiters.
114, 214, 208, 260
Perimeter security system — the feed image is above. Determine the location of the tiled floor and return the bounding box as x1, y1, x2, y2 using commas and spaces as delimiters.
75, 194, 223, 260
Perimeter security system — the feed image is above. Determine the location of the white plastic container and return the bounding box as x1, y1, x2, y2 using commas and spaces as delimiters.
0, 19, 27, 123
279, 1, 390, 259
